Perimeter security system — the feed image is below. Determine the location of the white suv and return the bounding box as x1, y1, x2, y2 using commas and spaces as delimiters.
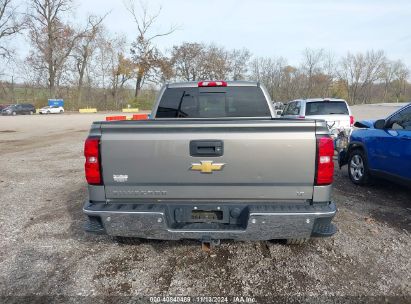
282, 98, 354, 148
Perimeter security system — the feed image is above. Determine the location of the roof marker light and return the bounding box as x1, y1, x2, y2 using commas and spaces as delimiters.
198, 81, 227, 87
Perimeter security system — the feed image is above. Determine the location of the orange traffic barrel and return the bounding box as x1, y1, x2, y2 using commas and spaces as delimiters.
106, 115, 127, 121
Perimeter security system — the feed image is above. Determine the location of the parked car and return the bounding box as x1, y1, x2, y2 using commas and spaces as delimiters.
83, 81, 337, 245
1, 104, 36, 115
282, 98, 354, 150
339, 103, 411, 187
0, 104, 11, 111
39, 105, 64, 114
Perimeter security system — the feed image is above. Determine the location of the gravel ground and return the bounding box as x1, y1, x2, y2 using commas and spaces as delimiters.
0, 105, 410, 303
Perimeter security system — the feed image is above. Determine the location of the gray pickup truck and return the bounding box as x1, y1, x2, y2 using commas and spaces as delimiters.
83, 81, 337, 244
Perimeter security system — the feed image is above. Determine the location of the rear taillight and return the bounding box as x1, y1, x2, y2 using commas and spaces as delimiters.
350, 115, 354, 126
315, 136, 334, 185
298, 115, 305, 119
84, 137, 101, 185
198, 81, 227, 87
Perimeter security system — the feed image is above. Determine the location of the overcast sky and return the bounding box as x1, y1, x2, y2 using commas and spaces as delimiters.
75, 0, 411, 65
5, 0, 411, 80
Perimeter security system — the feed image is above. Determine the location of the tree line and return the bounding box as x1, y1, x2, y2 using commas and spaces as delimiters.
0, 0, 410, 110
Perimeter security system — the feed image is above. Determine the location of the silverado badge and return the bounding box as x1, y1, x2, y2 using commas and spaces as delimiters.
190, 161, 225, 173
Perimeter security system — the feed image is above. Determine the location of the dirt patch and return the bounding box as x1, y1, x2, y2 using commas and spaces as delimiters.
370, 209, 411, 233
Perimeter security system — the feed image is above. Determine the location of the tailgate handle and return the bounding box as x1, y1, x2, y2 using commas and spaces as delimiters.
190, 140, 224, 157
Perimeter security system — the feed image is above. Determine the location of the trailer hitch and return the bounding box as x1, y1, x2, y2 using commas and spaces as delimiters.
201, 237, 220, 252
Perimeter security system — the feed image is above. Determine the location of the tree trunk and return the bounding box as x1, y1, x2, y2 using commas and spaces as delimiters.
135, 76, 142, 97
134, 69, 144, 97
77, 69, 85, 108
49, 73, 55, 98
77, 87, 83, 108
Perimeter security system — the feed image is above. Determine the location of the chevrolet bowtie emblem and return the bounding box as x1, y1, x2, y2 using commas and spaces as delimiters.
190, 161, 225, 173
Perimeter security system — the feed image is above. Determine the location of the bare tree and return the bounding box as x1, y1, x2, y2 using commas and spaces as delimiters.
339, 50, 385, 104
250, 56, 287, 101
339, 52, 363, 104
125, 0, 176, 97
381, 60, 397, 102
87, 30, 134, 109
27, 0, 85, 97
93, 32, 119, 107
320, 51, 337, 97
391, 60, 409, 103
301, 48, 324, 97
156, 56, 173, 83
170, 42, 204, 81
170, 43, 244, 82
229, 48, 251, 80
111, 53, 134, 106
359, 50, 386, 103
73, 14, 107, 106
281, 65, 303, 101
0, 0, 24, 58
198, 44, 231, 80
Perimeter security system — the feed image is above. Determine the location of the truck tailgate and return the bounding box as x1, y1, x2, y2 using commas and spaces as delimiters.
100, 120, 317, 201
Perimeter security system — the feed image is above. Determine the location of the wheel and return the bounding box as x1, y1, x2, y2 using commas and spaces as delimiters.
348, 149, 370, 185
115, 236, 141, 245
12, 111, 16, 116
286, 238, 309, 245
47, 111, 50, 114
29, 111, 34, 115
60, 110, 63, 113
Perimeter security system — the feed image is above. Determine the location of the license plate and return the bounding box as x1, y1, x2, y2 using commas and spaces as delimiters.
191, 210, 223, 221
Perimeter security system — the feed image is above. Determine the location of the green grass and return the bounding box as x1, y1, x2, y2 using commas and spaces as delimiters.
0, 86, 157, 111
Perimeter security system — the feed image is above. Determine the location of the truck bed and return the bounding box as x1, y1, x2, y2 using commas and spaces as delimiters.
83, 81, 336, 241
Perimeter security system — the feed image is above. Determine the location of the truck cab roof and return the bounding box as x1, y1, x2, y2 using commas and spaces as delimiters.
166, 81, 260, 88
291, 98, 347, 103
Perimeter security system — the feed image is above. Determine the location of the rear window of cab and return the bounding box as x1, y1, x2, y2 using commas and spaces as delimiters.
305, 101, 349, 116
156, 87, 271, 118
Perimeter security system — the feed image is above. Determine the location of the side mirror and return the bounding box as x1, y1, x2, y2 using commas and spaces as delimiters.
374, 119, 386, 129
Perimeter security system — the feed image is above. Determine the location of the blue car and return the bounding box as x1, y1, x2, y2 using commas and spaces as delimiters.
339, 103, 411, 186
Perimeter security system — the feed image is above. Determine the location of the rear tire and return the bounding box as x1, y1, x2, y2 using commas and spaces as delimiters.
348, 149, 370, 185
29, 111, 34, 115
286, 238, 309, 245
60, 110, 63, 113
12, 111, 16, 116
115, 236, 141, 245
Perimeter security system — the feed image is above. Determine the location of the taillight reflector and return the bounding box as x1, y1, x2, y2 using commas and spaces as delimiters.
198, 81, 227, 87
350, 115, 354, 126
84, 137, 101, 185
316, 136, 334, 185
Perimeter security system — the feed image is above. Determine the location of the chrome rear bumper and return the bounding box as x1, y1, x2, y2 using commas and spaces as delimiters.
83, 201, 337, 241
